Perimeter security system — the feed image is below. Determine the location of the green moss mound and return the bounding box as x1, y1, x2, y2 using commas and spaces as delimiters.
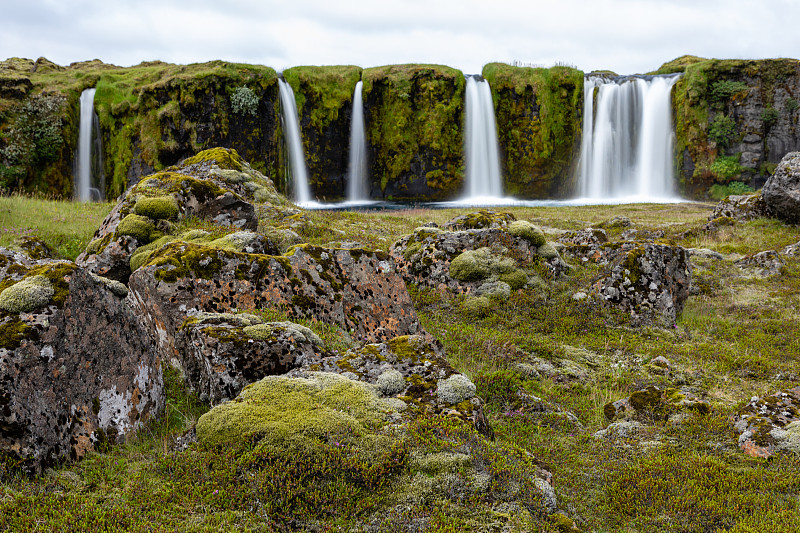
0, 275, 54, 313
449, 248, 493, 281
116, 213, 161, 243
181, 147, 245, 171
196, 372, 398, 449
507, 220, 546, 246
133, 196, 179, 220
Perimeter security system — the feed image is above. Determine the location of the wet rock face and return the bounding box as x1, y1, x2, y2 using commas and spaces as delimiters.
0, 257, 162, 474
763, 151, 800, 223
734, 387, 800, 458
76, 148, 279, 283
175, 312, 327, 405
592, 243, 692, 326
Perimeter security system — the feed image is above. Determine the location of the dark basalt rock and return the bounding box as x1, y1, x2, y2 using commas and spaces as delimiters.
763, 151, 800, 223
592, 243, 693, 326
0, 256, 162, 475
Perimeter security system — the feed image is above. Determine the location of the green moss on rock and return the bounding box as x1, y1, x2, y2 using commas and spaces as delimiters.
196, 372, 398, 448
181, 147, 245, 171
133, 196, 179, 220
498, 269, 528, 290
0, 316, 34, 350
116, 213, 161, 243
449, 248, 493, 281
242, 321, 323, 347
507, 220, 546, 246
0, 275, 54, 313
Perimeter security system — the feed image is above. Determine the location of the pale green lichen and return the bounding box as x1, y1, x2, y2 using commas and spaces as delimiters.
463, 295, 492, 316
507, 220, 547, 246
409, 451, 471, 474
376, 369, 406, 396
89, 272, 128, 297
209, 231, 261, 252
476, 280, 511, 300
0, 275, 54, 313
196, 372, 398, 448
133, 196, 179, 220
436, 374, 476, 404
243, 321, 323, 347
449, 247, 515, 282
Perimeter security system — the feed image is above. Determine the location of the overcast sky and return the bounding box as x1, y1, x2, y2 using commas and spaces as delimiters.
3, 0, 798, 75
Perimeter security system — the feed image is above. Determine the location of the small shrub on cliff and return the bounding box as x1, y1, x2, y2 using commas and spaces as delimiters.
761, 106, 779, 127
229, 86, 259, 116
710, 155, 744, 181
709, 114, 736, 147
709, 80, 748, 105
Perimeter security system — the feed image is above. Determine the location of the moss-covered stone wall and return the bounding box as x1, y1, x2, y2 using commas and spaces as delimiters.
362, 64, 465, 201
482, 63, 584, 198
664, 56, 800, 198
283, 66, 362, 201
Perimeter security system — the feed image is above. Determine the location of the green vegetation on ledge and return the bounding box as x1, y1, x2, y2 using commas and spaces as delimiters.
482, 63, 584, 198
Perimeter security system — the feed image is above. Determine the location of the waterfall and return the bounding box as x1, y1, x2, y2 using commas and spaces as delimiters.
464, 75, 503, 199
74, 88, 104, 202
278, 78, 312, 204
346, 81, 369, 201
577, 75, 680, 200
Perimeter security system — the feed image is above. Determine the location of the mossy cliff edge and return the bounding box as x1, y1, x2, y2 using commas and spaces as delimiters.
662, 56, 800, 198
482, 63, 584, 198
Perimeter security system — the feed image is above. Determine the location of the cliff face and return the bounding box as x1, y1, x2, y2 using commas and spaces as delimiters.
283, 66, 362, 201
482, 63, 584, 198
362, 64, 466, 201
668, 57, 800, 197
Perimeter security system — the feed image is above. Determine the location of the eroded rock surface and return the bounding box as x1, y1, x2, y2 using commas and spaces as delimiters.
0, 254, 162, 474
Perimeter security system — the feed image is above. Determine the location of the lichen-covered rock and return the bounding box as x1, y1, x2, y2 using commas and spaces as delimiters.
11, 235, 53, 260
0, 261, 162, 474
175, 312, 328, 405
592, 243, 693, 326
77, 147, 281, 282
196, 371, 400, 449
391, 215, 565, 295
604, 386, 709, 422
708, 193, 772, 222
735, 250, 785, 277
734, 386, 800, 458
128, 242, 421, 377
763, 151, 800, 223
559, 227, 609, 246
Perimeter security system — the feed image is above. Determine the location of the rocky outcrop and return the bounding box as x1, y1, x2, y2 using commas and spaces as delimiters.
671, 58, 800, 198
591, 243, 692, 326
390, 212, 565, 297
708, 193, 771, 222
0, 254, 162, 474
77, 148, 282, 282
763, 151, 800, 223
734, 387, 800, 458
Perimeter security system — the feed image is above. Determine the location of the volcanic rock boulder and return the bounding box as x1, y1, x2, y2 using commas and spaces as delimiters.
763, 151, 800, 224
592, 243, 693, 326
708, 193, 771, 222
175, 312, 327, 405
734, 387, 800, 458
77, 147, 283, 282
0, 254, 162, 474
604, 386, 709, 422
128, 241, 421, 388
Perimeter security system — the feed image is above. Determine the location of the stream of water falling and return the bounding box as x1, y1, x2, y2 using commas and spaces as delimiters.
75, 88, 98, 202
346, 81, 368, 201
576, 75, 680, 201
464, 75, 503, 200
278, 79, 312, 204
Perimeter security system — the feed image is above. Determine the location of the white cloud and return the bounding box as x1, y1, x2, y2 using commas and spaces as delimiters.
2, 0, 798, 74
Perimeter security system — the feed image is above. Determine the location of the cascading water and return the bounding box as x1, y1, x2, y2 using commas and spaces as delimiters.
74, 88, 104, 202
278, 78, 312, 204
577, 75, 680, 201
464, 75, 503, 199
346, 80, 369, 202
